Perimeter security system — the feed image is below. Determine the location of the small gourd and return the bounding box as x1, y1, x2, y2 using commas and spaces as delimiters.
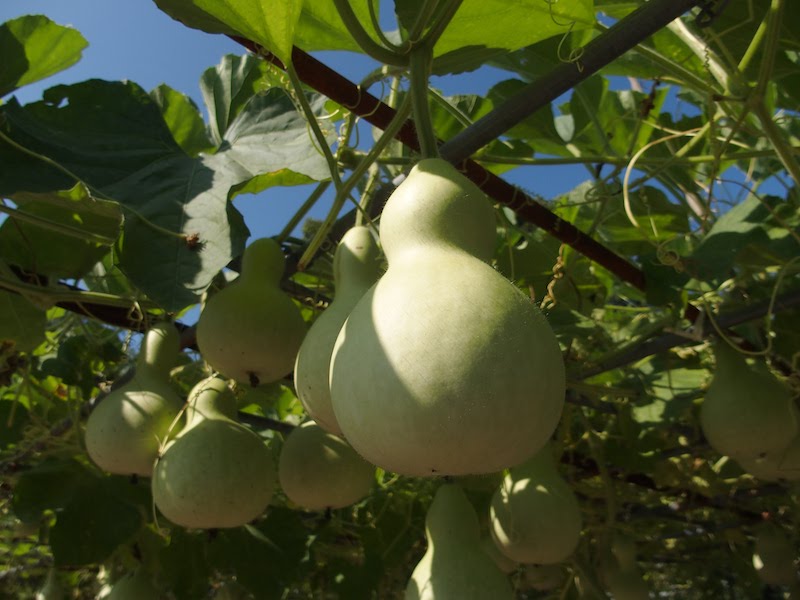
330, 159, 565, 476
35, 568, 63, 600
278, 420, 375, 510
752, 524, 797, 586
700, 342, 798, 461
105, 569, 161, 599
197, 238, 307, 386
599, 548, 650, 600
489, 443, 582, 564
294, 227, 382, 434
152, 376, 276, 529
405, 484, 514, 600
85, 322, 182, 476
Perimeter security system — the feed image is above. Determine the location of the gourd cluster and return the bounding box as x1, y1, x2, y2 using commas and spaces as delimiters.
81, 159, 800, 597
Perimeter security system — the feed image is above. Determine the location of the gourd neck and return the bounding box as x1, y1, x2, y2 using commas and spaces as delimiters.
712, 341, 747, 375
512, 442, 560, 481
185, 377, 237, 427
333, 226, 382, 297
239, 238, 285, 286
425, 484, 480, 546
135, 322, 180, 378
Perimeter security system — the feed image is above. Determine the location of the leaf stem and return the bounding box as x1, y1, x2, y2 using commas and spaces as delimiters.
332, 0, 409, 65
0, 203, 117, 245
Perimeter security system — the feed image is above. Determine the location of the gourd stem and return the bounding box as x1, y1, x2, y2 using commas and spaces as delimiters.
407, 0, 443, 43
331, 0, 409, 66
276, 181, 331, 243
298, 92, 414, 269
409, 43, 439, 159
285, 63, 343, 193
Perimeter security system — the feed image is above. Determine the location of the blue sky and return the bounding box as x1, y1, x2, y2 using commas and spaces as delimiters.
1, 1, 593, 243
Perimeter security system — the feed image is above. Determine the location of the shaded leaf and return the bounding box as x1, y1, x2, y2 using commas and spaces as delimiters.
0, 76, 331, 311
0, 184, 121, 279
50, 478, 143, 566
11, 458, 94, 522
0, 291, 46, 353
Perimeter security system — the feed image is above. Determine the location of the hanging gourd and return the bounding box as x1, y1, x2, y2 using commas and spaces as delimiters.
330, 159, 565, 476
85, 322, 183, 477
278, 420, 375, 511
294, 226, 382, 434
598, 537, 650, 600
196, 238, 307, 386
752, 524, 797, 586
405, 483, 514, 600
152, 376, 276, 529
700, 341, 798, 461
489, 442, 582, 564
738, 434, 800, 482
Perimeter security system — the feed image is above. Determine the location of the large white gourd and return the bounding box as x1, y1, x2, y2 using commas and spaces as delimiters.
278, 420, 375, 510
197, 238, 307, 386
700, 342, 798, 461
405, 484, 514, 600
152, 376, 276, 529
330, 159, 565, 476
489, 442, 582, 564
85, 322, 183, 477
294, 227, 382, 434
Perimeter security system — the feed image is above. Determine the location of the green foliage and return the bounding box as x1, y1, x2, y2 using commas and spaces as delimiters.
2, 3, 800, 599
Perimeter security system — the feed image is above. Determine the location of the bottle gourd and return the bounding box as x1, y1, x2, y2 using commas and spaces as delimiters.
489, 442, 582, 564
405, 484, 514, 600
700, 342, 798, 461
105, 569, 161, 600
752, 524, 797, 586
278, 420, 375, 511
85, 322, 182, 477
294, 226, 382, 434
330, 159, 565, 476
197, 238, 306, 386
152, 376, 276, 529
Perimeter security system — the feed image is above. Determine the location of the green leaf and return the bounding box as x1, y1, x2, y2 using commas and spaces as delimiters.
150, 84, 215, 156
201, 54, 274, 145
0, 77, 331, 311
0, 291, 46, 353
50, 478, 143, 566
207, 508, 309, 599
430, 0, 595, 57
193, 0, 303, 66
0, 15, 88, 97
689, 195, 773, 281
0, 184, 121, 279
158, 530, 213, 600
11, 458, 94, 522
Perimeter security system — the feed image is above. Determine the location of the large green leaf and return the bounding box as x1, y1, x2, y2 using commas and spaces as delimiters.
0, 290, 46, 353
154, 0, 594, 64
0, 15, 87, 98
194, 0, 303, 65
0, 185, 121, 279
0, 76, 331, 310
49, 477, 143, 566
428, 0, 595, 57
